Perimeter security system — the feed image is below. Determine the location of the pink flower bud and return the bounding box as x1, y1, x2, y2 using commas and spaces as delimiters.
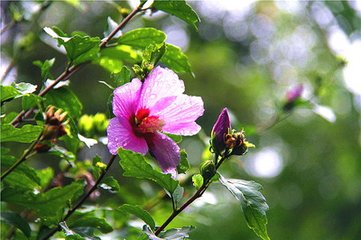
211, 108, 231, 155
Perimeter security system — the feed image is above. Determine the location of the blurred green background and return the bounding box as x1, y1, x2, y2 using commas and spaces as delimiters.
1, 0, 361, 239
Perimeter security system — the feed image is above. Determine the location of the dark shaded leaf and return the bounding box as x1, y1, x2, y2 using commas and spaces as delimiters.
0, 212, 31, 237
118, 204, 155, 230
67, 211, 113, 234
219, 175, 270, 240
177, 150, 189, 174
45, 87, 82, 119
99, 176, 120, 192
33, 58, 55, 80
22, 94, 43, 110
118, 148, 179, 194
159, 226, 195, 239
0, 124, 43, 143
1, 182, 84, 226
172, 185, 184, 208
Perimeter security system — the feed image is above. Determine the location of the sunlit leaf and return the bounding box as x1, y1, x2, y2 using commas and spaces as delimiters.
1, 83, 37, 103
118, 28, 166, 49
161, 44, 192, 74
219, 174, 270, 240
192, 174, 203, 190
153, 0, 200, 30
111, 66, 132, 87
118, 148, 179, 194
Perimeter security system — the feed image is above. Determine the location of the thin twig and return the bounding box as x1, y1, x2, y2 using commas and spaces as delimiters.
154, 156, 227, 236
41, 154, 117, 240
0, 130, 43, 181
11, 1, 146, 127
0, 59, 16, 83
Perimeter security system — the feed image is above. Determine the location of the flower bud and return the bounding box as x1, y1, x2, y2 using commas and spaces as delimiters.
200, 160, 216, 182
211, 108, 231, 155
42, 106, 68, 141
283, 84, 304, 112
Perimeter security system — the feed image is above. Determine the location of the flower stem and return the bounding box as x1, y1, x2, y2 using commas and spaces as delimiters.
154, 156, 227, 236
41, 154, 117, 240
11, 1, 146, 127
0, 130, 43, 181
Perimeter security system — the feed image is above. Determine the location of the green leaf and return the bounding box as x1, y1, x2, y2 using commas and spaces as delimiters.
118, 148, 179, 194
67, 211, 113, 234
0, 85, 19, 102
118, 204, 155, 230
0, 124, 43, 143
161, 43, 192, 74
158, 226, 195, 239
153, 0, 200, 30
45, 87, 82, 119
1, 83, 37, 103
97, 45, 140, 73
118, 28, 166, 49
219, 175, 270, 240
37, 167, 54, 188
33, 58, 55, 80
0, 212, 31, 237
22, 94, 43, 110
60, 222, 85, 240
1, 150, 40, 185
172, 185, 184, 209
44, 27, 101, 65
99, 176, 120, 192
192, 174, 203, 190
110, 66, 132, 87
1, 182, 84, 226
1, 154, 41, 190
177, 150, 189, 174
143, 43, 166, 66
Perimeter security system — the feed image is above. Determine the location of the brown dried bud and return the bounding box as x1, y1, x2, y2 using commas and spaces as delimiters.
42, 106, 68, 141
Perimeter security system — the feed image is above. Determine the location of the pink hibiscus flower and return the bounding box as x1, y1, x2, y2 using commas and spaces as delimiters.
107, 66, 204, 175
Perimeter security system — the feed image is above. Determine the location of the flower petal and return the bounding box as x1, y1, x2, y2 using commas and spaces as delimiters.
113, 79, 142, 118
138, 67, 185, 113
158, 95, 204, 135
146, 132, 180, 176
107, 118, 148, 155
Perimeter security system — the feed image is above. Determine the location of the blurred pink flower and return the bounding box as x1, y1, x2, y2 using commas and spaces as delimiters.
107, 66, 204, 176
286, 84, 304, 102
